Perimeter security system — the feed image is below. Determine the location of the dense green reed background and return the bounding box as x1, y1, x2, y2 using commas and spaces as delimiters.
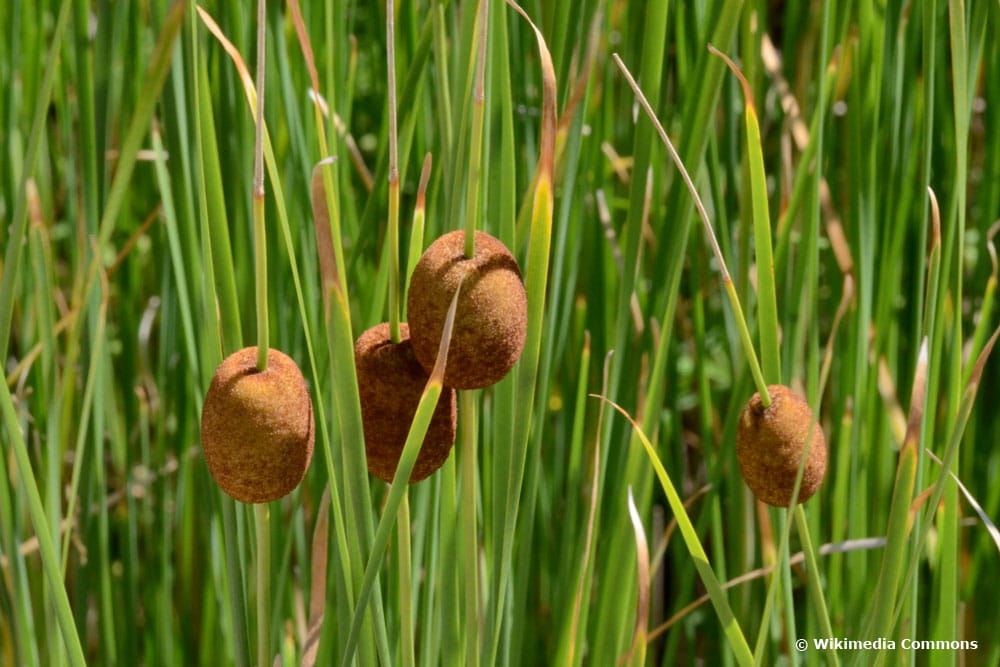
2, 0, 999, 665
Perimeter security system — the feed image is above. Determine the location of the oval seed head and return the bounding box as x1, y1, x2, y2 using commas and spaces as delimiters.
736, 384, 827, 507
201, 346, 314, 503
355, 322, 457, 483
407, 230, 527, 389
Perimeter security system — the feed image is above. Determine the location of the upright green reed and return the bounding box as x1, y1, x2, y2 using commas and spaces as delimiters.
3, 1, 1000, 665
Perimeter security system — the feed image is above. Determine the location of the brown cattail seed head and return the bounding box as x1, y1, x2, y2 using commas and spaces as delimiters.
407, 230, 527, 389
736, 385, 827, 507
201, 346, 314, 503
355, 322, 457, 483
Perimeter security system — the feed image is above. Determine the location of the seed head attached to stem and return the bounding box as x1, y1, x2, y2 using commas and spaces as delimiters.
353, 0, 457, 483
615, 53, 833, 508
407, 0, 527, 389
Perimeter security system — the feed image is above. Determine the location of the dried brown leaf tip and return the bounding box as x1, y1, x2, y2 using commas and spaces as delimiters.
407, 230, 527, 389
355, 322, 457, 483
201, 346, 315, 503
736, 385, 827, 507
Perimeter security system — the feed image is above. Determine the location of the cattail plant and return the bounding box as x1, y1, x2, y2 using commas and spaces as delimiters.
354, 0, 457, 483
355, 322, 457, 482
735, 384, 827, 507
407, 229, 527, 389
201, 346, 314, 503
405, 1, 527, 393
196, 4, 310, 667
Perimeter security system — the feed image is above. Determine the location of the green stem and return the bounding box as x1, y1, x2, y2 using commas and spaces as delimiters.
398, 493, 415, 667
794, 497, 833, 653
388, 179, 401, 341
465, 0, 488, 258
255, 503, 271, 667
387, 0, 402, 342
254, 194, 268, 370
460, 390, 480, 667
254, 0, 269, 370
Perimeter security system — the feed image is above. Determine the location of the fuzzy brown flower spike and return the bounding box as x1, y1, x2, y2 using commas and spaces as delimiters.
736, 384, 827, 507
355, 322, 457, 483
407, 230, 527, 389
201, 346, 315, 503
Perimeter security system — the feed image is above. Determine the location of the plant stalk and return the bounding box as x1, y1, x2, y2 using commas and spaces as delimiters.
387, 0, 402, 342
465, 0, 489, 258
255, 504, 271, 667
254, 0, 269, 370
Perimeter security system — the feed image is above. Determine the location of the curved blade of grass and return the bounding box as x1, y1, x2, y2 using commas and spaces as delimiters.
709, 46, 781, 385
612, 52, 770, 407
593, 12, 743, 660
340, 283, 463, 667
590, 395, 753, 667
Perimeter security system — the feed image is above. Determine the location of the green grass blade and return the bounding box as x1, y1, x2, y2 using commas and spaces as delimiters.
709, 47, 781, 386
594, 396, 753, 667
340, 284, 463, 666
